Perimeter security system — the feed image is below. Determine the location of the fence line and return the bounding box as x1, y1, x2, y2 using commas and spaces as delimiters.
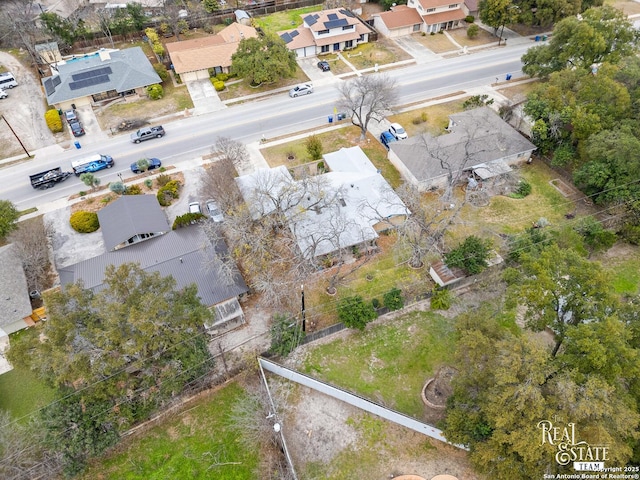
258, 357, 468, 450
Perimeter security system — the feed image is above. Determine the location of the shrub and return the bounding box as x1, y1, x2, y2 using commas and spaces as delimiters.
620, 223, 640, 245
152, 43, 165, 58
509, 180, 532, 199
213, 80, 225, 91
371, 298, 380, 309
306, 134, 323, 161
172, 212, 204, 229
145, 27, 159, 43
445, 235, 492, 275
383, 287, 403, 311
153, 63, 168, 82
465, 15, 475, 23
467, 24, 479, 38
45, 109, 63, 133
317, 161, 326, 173
109, 182, 126, 195
575, 217, 617, 251
125, 184, 142, 195
158, 166, 166, 173
157, 179, 181, 206
337, 295, 377, 330
70, 211, 99, 233
101, 195, 113, 204
79, 191, 86, 197
270, 313, 304, 356
144, 178, 153, 189
147, 84, 163, 100
430, 287, 452, 310
463, 94, 494, 110
216, 73, 229, 82
412, 112, 428, 125
156, 173, 171, 187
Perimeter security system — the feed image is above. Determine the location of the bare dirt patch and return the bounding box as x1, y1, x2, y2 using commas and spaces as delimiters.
549, 178, 577, 197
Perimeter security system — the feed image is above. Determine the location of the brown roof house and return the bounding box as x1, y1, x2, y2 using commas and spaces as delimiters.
0, 244, 33, 335
279, 8, 371, 58
388, 107, 536, 191
166, 22, 258, 81
374, 0, 473, 37
58, 195, 249, 330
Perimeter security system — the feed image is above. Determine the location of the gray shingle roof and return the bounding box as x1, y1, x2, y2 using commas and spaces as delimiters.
42, 47, 161, 105
98, 195, 170, 251
0, 244, 32, 328
391, 107, 536, 183
58, 227, 248, 307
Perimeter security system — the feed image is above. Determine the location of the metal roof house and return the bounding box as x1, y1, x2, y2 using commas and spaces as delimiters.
59, 196, 248, 329
236, 146, 409, 261
278, 8, 371, 58
374, 0, 472, 37
388, 107, 536, 191
0, 244, 33, 335
97, 195, 170, 251
41, 47, 162, 110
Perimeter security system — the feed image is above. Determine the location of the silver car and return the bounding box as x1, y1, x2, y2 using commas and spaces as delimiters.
206, 199, 224, 222
289, 83, 313, 98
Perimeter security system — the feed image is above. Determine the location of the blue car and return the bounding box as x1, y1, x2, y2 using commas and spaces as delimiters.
84, 160, 113, 173
130, 157, 162, 174
380, 131, 397, 150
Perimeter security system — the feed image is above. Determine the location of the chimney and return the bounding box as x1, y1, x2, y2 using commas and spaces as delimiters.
98, 49, 111, 61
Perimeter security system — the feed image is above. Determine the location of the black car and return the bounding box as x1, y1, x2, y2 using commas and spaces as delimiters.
69, 121, 85, 137
130, 157, 162, 174
317, 61, 330, 72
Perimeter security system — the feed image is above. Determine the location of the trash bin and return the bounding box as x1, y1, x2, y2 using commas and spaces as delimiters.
506, 73, 512, 81
328, 115, 333, 124
74, 141, 81, 149
337, 113, 343, 121
535, 35, 540, 42
542, 35, 547, 41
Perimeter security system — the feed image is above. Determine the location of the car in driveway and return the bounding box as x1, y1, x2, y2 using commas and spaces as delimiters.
317, 61, 330, 72
380, 131, 397, 150
188, 202, 202, 215
69, 121, 85, 137
205, 199, 224, 222
64, 109, 78, 123
389, 123, 408, 140
130, 157, 162, 174
289, 83, 313, 97
0, 89, 7, 99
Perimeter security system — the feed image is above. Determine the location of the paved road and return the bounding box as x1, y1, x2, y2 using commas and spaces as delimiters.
2, 42, 531, 210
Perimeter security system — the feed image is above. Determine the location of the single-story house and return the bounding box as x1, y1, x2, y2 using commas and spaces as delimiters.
166, 23, 258, 80
42, 47, 161, 110
388, 107, 536, 191
373, 0, 473, 36
58, 196, 248, 328
236, 146, 409, 260
279, 8, 371, 58
0, 244, 34, 335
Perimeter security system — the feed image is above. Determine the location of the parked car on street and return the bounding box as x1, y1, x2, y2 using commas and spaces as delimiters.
289, 83, 313, 97
69, 121, 85, 137
72, 153, 114, 175
188, 202, 202, 215
205, 199, 224, 222
0, 89, 7, 99
130, 157, 162, 174
317, 61, 330, 72
130, 125, 165, 143
389, 123, 408, 140
380, 131, 397, 150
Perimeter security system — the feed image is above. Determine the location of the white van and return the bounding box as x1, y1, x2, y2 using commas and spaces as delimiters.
0, 72, 17, 89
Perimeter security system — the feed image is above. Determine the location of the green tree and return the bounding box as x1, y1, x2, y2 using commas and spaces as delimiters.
0, 199, 19, 239
337, 295, 377, 330
383, 287, 403, 311
522, 5, 639, 78
126, 2, 147, 30
147, 83, 163, 99
507, 245, 615, 356
305, 134, 323, 161
478, 0, 519, 39
79, 172, 100, 190
202, 0, 220, 13
467, 23, 479, 38
9, 264, 214, 472
445, 235, 491, 275
231, 34, 297, 86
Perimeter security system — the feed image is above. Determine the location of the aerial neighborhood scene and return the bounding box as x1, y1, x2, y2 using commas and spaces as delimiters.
1, 0, 640, 477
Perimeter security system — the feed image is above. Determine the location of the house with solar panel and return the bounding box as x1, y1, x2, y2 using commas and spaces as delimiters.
41, 47, 162, 111
278, 8, 371, 58
57, 195, 249, 331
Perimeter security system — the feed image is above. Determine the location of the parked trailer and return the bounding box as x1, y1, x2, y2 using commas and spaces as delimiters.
29, 167, 72, 190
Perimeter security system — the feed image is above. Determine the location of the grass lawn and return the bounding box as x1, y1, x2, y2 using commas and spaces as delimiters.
300, 310, 456, 419
413, 32, 460, 54
342, 39, 412, 70
80, 382, 260, 480
218, 67, 309, 101
255, 5, 323, 35
389, 98, 468, 136
446, 25, 498, 49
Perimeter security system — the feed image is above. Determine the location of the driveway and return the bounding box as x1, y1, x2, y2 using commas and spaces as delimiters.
297, 56, 338, 86
186, 79, 226, 115
392, 36, 443, 64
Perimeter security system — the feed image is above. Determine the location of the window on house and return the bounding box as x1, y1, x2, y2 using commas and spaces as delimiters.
319, 29, 329, 34
342, 25, 353, 30
426, 7, 435, 12
413, 24, 421, 32
321, 45, 329, 52
345, 40, 353, 48
448, 3, 458, 7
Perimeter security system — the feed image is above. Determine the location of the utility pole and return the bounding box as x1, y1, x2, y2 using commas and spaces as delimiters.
301, 284, 306, 332
1, 115, 31, 158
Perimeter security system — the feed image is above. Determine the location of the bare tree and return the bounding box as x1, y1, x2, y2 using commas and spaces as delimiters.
0, 0, 43, 66
7, 217, 52, 292
200, 221, 240, 287
338, 74, 398, 140
160, 0, 189, 41
93, 8, 116, 48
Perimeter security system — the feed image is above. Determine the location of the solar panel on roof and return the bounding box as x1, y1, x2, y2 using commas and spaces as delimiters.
325, 18, 348, 29
280, 33, 292, 43
69, 74, 110, 91
327, 13, 338, 20
53, 76, 61, 87
44, 78, 54, 96
71, 66, 113, 81
304, 14, 318, 25
290, 30, 299, 38
339, 9, 355, 17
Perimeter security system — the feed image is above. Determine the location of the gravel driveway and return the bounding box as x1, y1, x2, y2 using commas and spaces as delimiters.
0, 51, 59, 157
